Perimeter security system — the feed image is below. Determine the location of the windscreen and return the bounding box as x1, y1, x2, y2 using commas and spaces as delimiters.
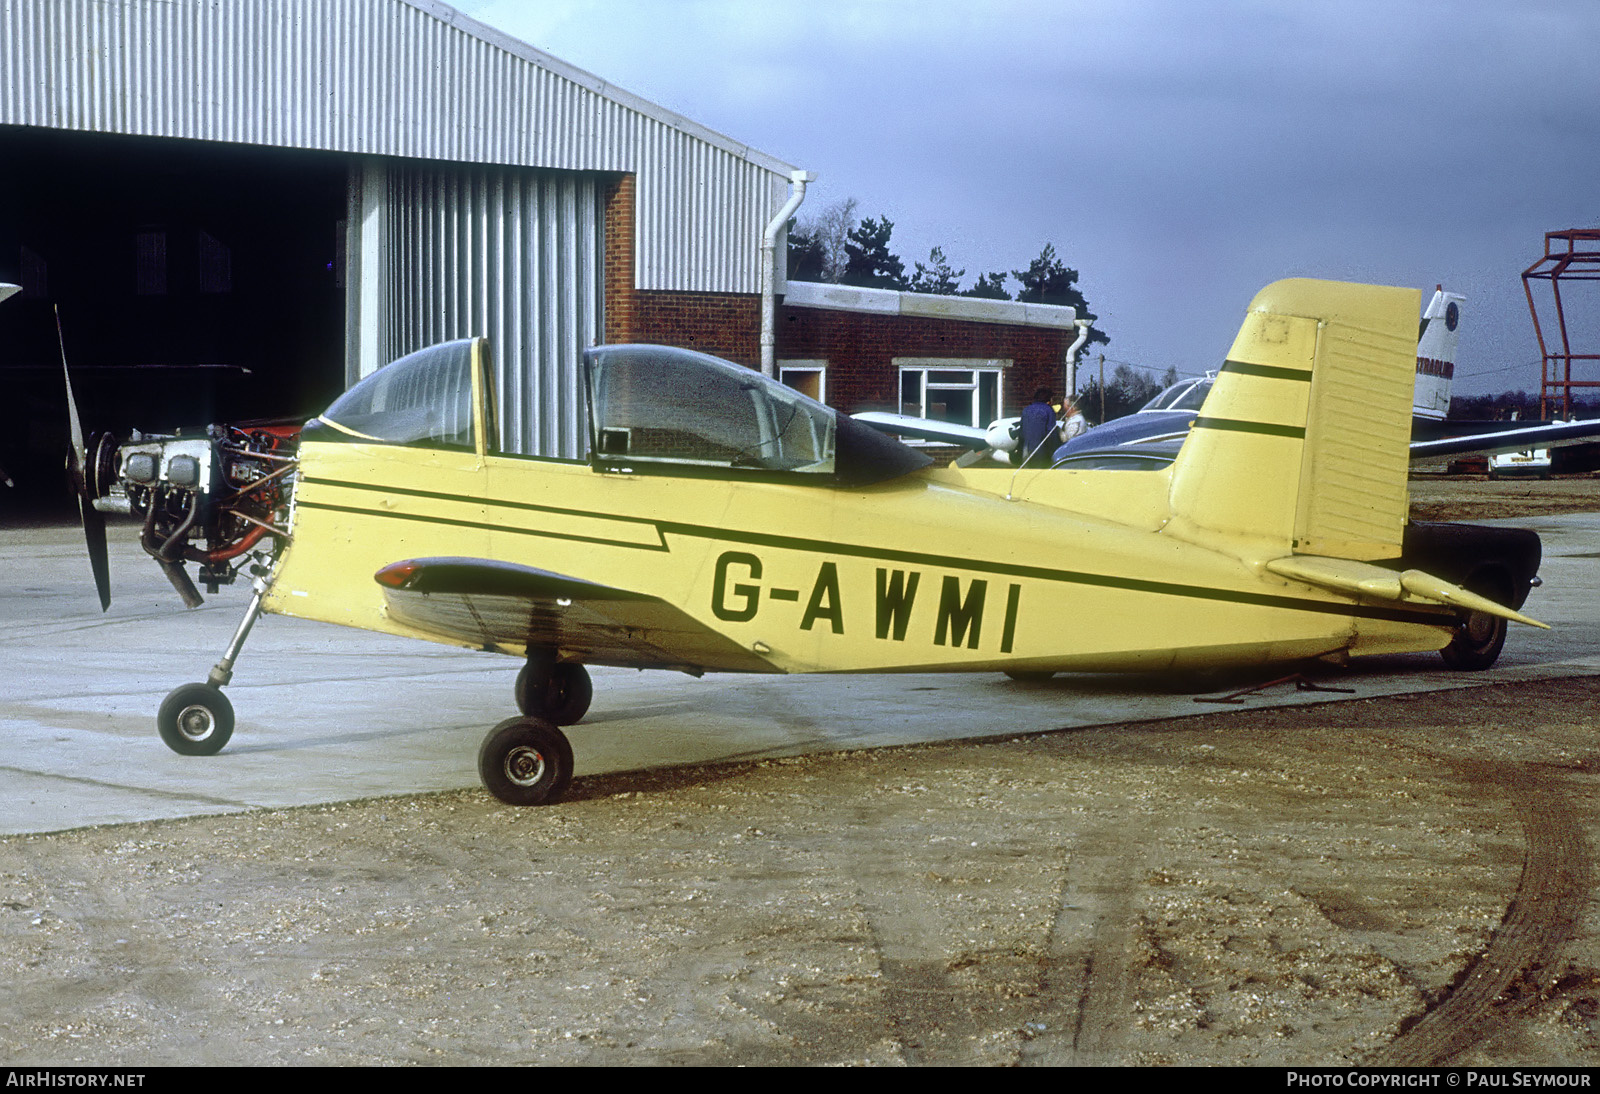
1140, 377, 1212, 413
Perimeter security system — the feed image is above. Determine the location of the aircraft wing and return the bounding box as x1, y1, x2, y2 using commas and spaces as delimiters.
1407, 418, 1600, 461
373, 557, 774, 674
856, 408, 1600, 470
849, 411, 990, 449
1053, 421, 1600, 469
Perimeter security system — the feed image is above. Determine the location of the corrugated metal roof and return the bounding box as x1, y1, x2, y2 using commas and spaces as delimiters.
0, 0, 796, 292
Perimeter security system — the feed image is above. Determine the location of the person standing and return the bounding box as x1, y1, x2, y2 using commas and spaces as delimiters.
1059, 397, 1088, 442
1019, 388, 1062, 467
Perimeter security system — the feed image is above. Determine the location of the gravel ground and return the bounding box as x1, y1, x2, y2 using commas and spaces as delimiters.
4, 477, 1600, 1067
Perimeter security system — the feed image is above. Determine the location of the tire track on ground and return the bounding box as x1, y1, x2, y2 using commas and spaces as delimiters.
1375, 759, 1592, 1066
1017, 813, 1163, 1067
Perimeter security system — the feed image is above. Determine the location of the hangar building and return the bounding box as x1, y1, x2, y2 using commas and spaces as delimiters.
0, 0, 1081, 505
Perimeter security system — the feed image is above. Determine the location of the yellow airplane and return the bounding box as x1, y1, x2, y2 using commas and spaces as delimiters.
81, 278, 1546, 805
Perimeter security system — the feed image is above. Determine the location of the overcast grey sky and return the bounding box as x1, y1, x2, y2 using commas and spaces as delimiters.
456, 0, 1600, 397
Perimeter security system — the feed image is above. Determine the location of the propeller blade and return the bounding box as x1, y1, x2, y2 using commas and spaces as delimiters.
58, 306, 86, 470
58, 305, 112, 611
79, 495, 111, 612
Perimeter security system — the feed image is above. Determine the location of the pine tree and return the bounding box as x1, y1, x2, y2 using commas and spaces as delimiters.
1014, 244, 1108, 349
961, 271, 1011, 300
908, 247, 964, 295
841, 216, 909, 291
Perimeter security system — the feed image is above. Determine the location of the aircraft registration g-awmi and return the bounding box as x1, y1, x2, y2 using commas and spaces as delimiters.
68, 278, 1547, 805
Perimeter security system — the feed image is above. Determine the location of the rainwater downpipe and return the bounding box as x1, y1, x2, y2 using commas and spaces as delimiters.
761, 169, 816, 378
1065, 319, 1091, 397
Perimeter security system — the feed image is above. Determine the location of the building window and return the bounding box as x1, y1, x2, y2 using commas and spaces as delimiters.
198, 230, 232, 294
895, 358, 1008, 439
779, 360, 827, 403
135, 229, 167, 295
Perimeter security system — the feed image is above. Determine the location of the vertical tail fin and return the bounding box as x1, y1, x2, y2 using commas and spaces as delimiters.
1413, 287, 1464, 421
1166, 279, 1421, 560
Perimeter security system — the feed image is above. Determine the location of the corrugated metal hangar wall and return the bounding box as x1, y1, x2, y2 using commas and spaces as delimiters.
0, 0, 796, 465
356, 160, 604, 458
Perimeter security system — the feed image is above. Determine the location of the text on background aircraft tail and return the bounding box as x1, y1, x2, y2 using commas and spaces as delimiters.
1413, 287, 1464, 421
1165, 279, 1421, 560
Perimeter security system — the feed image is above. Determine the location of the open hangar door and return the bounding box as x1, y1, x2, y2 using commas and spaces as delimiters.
0, 128, 347, 513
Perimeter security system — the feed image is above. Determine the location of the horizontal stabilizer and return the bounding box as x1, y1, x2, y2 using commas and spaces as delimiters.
1265, 555, 1547, 629
1264, 555, 1402, 600
1397, 569, 1548, 629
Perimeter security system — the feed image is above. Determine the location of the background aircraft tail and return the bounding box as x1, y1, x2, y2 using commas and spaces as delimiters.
1165, 279, 1421, 560
1413, 286, 1464, 421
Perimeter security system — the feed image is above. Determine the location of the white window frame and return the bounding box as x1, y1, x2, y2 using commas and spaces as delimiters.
894, 357, 1009, 444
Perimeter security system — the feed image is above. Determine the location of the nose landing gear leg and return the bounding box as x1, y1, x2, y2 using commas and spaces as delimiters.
156, 579, 268, 756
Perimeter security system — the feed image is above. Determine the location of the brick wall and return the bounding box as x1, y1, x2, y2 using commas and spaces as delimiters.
600, 179, 1070, 417
603, 171, 761, 363
776, 303, 1074, 417
630, 290, 761, 365
601, 173, 636, 344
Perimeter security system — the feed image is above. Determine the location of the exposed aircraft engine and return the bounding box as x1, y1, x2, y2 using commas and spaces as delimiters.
78, 422, 299, 608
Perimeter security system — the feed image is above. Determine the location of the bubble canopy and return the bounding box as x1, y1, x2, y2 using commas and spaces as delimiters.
308, 339, 930, 486
582, 344, 930, 485
312, 339, 480, 449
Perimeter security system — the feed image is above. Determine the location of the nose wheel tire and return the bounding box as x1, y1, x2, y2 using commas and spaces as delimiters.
515, 661, 593, 725
479, 716, 574, 806
157, 683, 235, 756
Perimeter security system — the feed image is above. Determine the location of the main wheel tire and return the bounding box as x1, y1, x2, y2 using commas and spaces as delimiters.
515, 661, 592, 725
1440, 609, 1508, 671
1440, 570, 1511, 671
157, 683, 235, 756
478, 716, 574, 806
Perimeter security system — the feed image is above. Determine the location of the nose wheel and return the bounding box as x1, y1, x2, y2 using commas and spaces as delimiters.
155, 580, 266, 756
157, 682, 235, 756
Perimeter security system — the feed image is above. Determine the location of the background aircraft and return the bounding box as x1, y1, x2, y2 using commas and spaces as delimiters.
65, 279, 1546, 806
856, 288, 1600, 471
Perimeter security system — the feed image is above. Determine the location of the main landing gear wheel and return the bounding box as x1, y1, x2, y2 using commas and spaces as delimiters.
1440, 609, 1508, 671
478, 716, 574, 806
1440, 571, 1511, 672
157, 683, 235, 756
515, 661, 593, 725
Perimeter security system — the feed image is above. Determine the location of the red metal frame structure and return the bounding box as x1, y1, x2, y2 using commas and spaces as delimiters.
1524, 228, 1600, 419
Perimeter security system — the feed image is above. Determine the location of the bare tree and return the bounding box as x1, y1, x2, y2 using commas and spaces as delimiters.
795, 197, 857, 283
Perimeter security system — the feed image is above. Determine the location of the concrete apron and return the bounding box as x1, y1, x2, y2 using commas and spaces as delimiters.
3, 515, 1597, 836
